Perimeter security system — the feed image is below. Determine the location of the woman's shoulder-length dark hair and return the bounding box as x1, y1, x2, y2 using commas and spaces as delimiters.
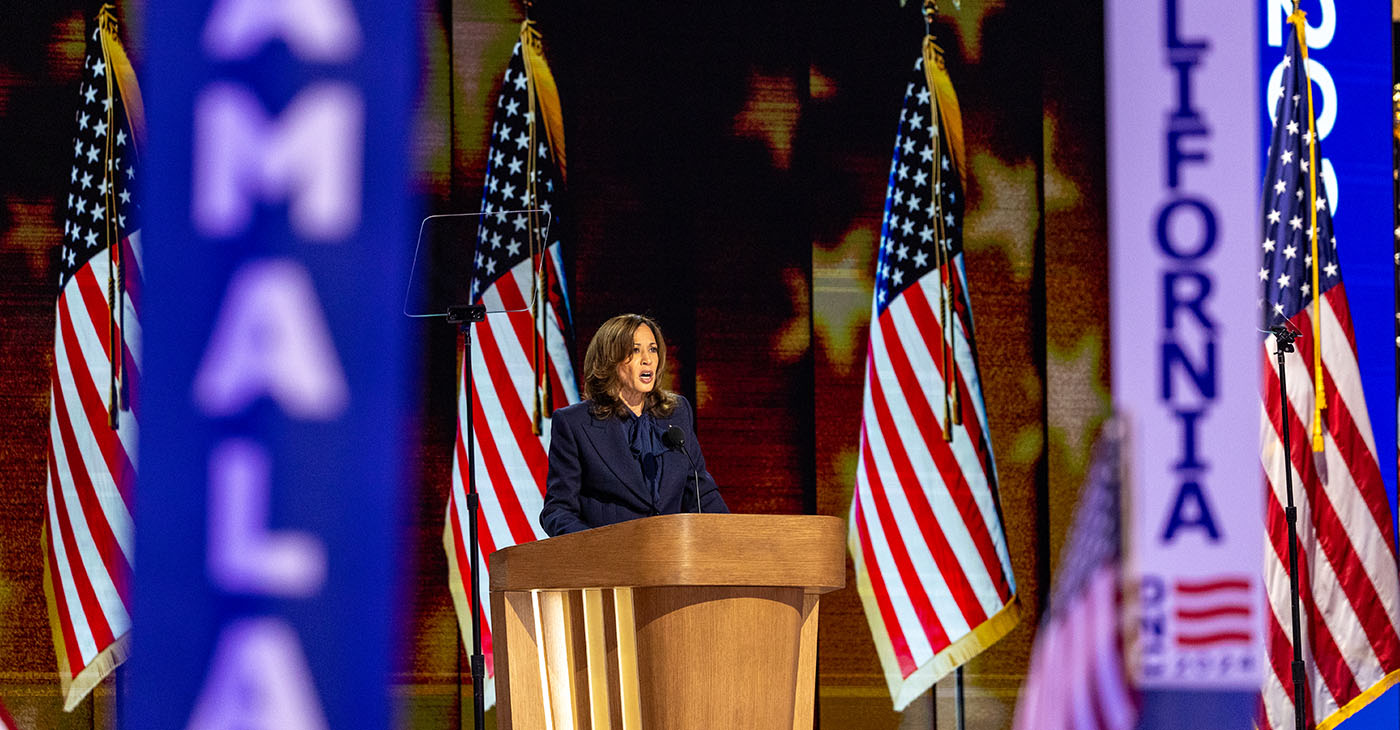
582, 313, 678, 420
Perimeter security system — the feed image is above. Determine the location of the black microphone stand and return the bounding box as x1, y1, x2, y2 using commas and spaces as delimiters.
448, 303, 488, 730
686, 452, 700, 515
1270, 324, 1308, 730
663, 426, 702, 513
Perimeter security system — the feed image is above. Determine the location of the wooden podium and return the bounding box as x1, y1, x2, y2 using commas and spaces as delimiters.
488, 513, 845, 730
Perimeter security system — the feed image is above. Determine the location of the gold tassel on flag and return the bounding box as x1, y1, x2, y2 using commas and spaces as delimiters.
922, 5, 965, 185
923, 0, 964, 438
96, 4, 143, 425
1289, 9, 1327, 453
520, 18, 565, 434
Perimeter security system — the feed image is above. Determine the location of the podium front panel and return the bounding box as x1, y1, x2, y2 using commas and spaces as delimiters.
489, 514, 845, 729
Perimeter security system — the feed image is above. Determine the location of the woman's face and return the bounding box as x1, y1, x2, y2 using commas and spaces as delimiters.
616, 324, 658, 403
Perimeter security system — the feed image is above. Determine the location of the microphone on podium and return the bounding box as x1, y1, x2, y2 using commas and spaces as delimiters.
663, 425, 702, 513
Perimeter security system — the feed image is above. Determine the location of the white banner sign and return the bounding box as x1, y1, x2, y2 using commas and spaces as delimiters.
1107, 0, 1265, 690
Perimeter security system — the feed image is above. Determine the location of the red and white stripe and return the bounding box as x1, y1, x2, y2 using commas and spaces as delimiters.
44, 235, 140, 711
1259, 284, 1400, 729
443, 249, 578, 709
849, 268, 1018, 710
1013, 567, 1137, 730
0, 696, 15, 730
1173, 577, 1253, 648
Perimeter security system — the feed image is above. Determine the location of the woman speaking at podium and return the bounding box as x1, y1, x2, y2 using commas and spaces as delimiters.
540, 313, 728, 537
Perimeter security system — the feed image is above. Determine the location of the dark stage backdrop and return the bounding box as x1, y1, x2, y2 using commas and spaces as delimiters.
0, 1, 1108, 728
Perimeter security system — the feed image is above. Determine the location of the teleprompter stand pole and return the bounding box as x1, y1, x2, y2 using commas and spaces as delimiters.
449, 303, 489, 730
1270, 325, 1308, 730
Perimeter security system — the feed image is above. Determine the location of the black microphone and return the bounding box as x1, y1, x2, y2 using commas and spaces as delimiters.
663, 425, 702, 514
1268, 324, 1301, 353
661, 424, 684, 451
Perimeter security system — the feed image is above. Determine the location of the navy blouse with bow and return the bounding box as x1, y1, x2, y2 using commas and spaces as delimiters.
539, 394, 728, 537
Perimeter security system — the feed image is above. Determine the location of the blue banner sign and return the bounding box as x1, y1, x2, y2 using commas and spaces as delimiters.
126, 2, 416, 728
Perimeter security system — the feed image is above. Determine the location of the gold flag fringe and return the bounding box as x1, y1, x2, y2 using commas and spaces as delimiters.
922, 38, 966, 189
521, 21, 565, 181
43, 526, 130, 712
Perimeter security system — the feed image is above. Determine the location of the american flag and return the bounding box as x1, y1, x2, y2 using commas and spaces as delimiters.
1258, 12, 1400, 729
0, 698, 14, 730
1172, 576, 1253, 649
1012, 424, 1137, 730
848, 38, 1019, 711
42, 6, 140, 712
442, 21, 579, 709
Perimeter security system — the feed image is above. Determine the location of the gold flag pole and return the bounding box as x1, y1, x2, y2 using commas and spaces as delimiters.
1289, 9, 1326, 453
97, 5, 122, 428
521, 17, 565, 434
922, 0, 965, 440
95, 3, 144, 421
521, 19, 546, 435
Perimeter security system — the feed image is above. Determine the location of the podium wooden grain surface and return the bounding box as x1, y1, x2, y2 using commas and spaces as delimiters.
489, 514, 846, 730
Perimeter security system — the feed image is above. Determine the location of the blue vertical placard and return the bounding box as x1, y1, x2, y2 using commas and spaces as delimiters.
1258, 0, 1397, 520
127, 2, 416, 729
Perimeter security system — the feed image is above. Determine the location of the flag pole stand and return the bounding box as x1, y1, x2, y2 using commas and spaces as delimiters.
449, 303, 489, 730
954, 666, 965, 730
1269, 324, 1309, 730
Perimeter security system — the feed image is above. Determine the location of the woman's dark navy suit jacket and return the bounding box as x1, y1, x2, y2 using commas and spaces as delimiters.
539, 395, 728, 537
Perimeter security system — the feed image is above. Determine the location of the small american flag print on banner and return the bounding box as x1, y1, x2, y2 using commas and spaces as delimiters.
43, 6, 141, 712
847, 36, 1019, 711
1173, 577, 1253, 649
442, 21, 580, 709
1257, 11, 1400, 729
